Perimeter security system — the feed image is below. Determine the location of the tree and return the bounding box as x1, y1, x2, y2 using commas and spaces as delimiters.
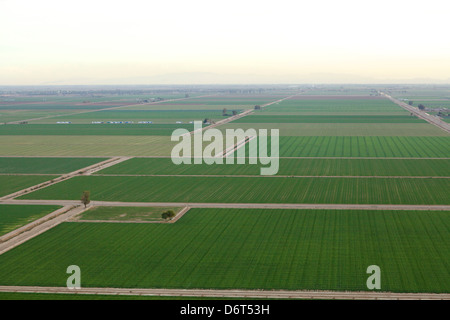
81, 191, 90, 208
232, 110, 238, 116
408, 101, 413, 106
222, 108, 228, 116
418, 104, 425, 110
254, 105, 261, 110
161, 210, 176, 220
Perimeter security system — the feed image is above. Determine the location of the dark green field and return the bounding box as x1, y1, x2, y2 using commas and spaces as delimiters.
248, 136, 450, 158
0, 209, 448, 292
0, 157, 107, 174
19, 175, 450, 205
96, 157, 450, 177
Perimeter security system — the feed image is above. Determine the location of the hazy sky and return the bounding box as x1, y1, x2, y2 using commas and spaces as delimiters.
1, 0, 449, 84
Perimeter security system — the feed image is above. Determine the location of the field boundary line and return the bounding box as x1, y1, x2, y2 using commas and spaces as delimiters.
0, 286, 448, 300
2, 200, 449, 211
91, 174, 450, 179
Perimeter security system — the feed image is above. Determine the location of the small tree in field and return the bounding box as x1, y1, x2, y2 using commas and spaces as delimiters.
418, 104, 425, 110
222, 108, 228, 116
408, 101, 413, 106
81, 191, 90, 208
161, 210, 176, 220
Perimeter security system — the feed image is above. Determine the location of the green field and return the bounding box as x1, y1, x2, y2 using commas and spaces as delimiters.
260, 98, 407, 114
220, 123, 449, 136
0, 124, 199, 136
96, 157, 450, 177
228, 136, 450, 158
231, 115, 425, 123
0, 157, 107, 174
0, 209, 448, 292
0, 175, 57, 197
19, 175, 450, 205
0, 205, 61, 237
77, 206, 182, 222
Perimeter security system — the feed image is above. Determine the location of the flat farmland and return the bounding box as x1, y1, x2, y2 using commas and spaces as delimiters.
0, 209, 448, 292
0, 205, 61, 237
220, 123, 449, 136
0, 136, 175, 156
19, 175, 450, 205
260, 98, 408, 114
231, 115, 425, 123
237, 136, 450, 158
96, 157, 450, 177
0, 124, 198, 136
39, 109, 234, 124
0, 175, 57, 197
0, 157, 107, 174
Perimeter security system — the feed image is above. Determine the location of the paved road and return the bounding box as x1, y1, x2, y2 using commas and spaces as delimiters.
2, 199, 449, 211
0, 286, 448, 300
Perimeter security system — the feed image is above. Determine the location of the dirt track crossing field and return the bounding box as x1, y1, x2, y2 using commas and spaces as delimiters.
0, 286, 448, 300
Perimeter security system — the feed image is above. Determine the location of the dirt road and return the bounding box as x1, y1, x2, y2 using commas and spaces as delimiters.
2, 199, 449, 211
0, 285, 448, 300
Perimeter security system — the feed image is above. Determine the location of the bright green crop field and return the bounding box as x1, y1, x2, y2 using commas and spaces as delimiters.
19, 175, 450, 205
0, 209, 448, 292
0, 157, 107, 174
241, 136, 450, 158
0, 205, 61, 237
220, 123, 449, 136
96, 157, 450, 177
